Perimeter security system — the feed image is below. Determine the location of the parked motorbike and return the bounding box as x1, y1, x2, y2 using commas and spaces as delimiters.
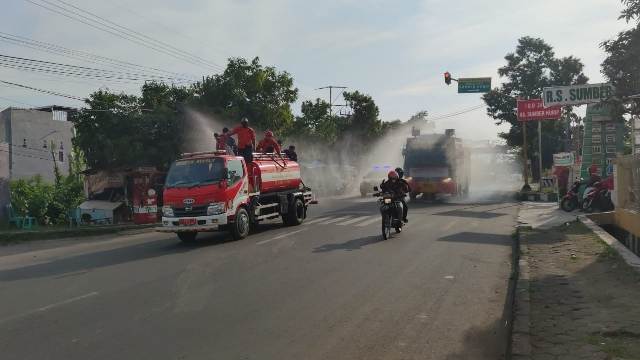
560, 180, 582, 212
373, 186, 403, 240
582, 181, 614, 213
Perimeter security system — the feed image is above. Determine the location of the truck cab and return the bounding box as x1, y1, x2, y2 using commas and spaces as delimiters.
158, 151, 314, 243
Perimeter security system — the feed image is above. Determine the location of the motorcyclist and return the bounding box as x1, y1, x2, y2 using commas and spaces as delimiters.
380, 170, 409, 223
395, 167, 411, 223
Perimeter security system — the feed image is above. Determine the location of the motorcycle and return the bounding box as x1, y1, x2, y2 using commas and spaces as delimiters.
582, 181, 614, 213
373, 186, 403, 240
560, 180, 582, 212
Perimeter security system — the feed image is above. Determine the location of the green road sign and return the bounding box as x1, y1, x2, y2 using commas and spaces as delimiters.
458, 77, 491, 93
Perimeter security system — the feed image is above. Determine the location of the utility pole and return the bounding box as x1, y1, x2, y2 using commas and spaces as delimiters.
316, 86, 347, 116
538, 120, 543, 184
522, 122, 530, 191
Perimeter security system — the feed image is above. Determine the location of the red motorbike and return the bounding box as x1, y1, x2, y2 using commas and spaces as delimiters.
560, 181, 582, 212
582, 179, 614, 213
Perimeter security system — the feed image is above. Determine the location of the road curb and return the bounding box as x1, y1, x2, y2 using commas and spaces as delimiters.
510, 227, 531, 360
579, 215, 640, 273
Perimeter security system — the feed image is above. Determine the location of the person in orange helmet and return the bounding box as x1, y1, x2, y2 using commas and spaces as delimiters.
257, 131, 281, 154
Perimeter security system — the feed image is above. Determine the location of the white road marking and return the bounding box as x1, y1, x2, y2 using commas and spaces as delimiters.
320, 216, 350, 225
0, 291, 99, 324
444, 275, 455, 280
356, 216, 381, 227
337, 216, 373, 226
256, 229, 307, 245
304, 217, 330, 225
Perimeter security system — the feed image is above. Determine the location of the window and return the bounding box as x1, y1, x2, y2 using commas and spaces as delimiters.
591, 125, 602, 133
227, 159, 244, 185
58, 151, 64, 162
605, 123, 616, 132
606, 146, 616, 154
605, 134, 615, 143
591, 135, 601, 144
592, 145, 602, 154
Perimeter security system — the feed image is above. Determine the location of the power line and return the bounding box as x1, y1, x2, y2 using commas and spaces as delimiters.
0, 79, 85, 101
428, 105, 484, 121
0, 32, 197, 80
49, 0, 222, 70
0, 32, 195, 80
0, 54, 194, 84
24, 0, 222, 72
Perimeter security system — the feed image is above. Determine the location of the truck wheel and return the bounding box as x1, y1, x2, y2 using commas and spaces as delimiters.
177, 232, 197, 243
230, 207, 250, 240
284, 198, 305, 226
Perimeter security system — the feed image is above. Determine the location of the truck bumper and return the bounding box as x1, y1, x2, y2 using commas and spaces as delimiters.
156, 214, 228, 233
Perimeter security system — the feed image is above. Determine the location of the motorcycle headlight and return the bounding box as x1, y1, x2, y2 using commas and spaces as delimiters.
162, 205, 174, 217
207, 202, 225, 216
384, 198, 392, 204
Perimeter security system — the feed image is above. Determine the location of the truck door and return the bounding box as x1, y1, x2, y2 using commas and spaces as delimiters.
226, 159, 249, 213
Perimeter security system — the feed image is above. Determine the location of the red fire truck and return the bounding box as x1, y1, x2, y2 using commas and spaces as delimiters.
157, 151, 314, 243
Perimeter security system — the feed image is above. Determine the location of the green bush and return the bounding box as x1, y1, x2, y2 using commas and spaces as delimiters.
9, 173, 85, 225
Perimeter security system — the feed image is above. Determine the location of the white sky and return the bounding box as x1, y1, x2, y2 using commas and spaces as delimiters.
0, 0, 632, 141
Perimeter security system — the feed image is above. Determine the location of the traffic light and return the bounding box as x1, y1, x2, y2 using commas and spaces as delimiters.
444, 72, 452, 85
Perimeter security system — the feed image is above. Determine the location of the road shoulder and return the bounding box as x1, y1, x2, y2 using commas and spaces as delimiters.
515, 222, 640, 359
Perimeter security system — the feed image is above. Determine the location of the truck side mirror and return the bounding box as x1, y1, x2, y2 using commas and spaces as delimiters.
222, 168, 229, 179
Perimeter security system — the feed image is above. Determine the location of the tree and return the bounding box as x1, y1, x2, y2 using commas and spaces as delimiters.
341, 90, 384, 141
193, 57, 298, 134
620, 0, 640, 22
602, 1, 640, 117
291, 99, 341, 144
71, 84, 189, 171
483, 37, 588, 173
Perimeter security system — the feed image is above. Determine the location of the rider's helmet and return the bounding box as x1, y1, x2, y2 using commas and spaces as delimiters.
395, 167, 404, 179
265, 130, 274, 138
241, 117, 249, 126
388, 170, 399, 180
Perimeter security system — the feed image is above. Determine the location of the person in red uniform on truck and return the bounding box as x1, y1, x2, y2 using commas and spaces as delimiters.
257, 131, 281, 153
257, 131, 287, 164
229, 117, 256, 163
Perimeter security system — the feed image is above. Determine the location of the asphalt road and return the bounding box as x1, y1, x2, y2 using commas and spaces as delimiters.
0, 196, 518, 360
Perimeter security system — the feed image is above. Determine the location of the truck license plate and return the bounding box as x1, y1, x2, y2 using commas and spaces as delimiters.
179, 218, 197, 226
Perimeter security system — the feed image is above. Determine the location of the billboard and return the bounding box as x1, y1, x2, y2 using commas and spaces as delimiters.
517, 99, 561, 121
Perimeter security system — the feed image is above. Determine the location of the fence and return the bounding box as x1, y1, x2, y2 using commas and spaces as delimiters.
614, 154, 640, 211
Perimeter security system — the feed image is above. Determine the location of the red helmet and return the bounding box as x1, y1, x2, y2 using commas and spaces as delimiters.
388, 170, 399, 180
265, 130, 274, 138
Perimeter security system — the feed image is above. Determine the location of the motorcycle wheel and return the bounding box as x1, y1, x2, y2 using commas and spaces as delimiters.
560, 197, 578, 212
582, 199, 594, 213
381, 214, 391, 240
395, 226, 402, 233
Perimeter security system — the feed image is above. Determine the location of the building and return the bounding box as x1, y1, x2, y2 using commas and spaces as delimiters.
580, 104, 625, 179
0, 106, 75, 217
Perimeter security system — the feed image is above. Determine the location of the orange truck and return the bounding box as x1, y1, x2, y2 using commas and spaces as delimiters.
402, 129, 470, 200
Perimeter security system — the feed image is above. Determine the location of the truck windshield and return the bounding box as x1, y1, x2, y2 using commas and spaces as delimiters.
165, 158, 225, 188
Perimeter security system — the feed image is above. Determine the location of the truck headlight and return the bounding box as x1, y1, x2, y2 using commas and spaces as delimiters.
162, 205, 174, 217
207, 202, 225, 215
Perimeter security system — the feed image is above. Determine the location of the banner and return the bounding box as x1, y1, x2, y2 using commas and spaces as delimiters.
517, 99, 561, 121
553, 152, 574, 166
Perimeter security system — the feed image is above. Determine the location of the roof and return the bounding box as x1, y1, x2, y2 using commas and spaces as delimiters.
31, 105, 78, 112
78, 200, 124, 211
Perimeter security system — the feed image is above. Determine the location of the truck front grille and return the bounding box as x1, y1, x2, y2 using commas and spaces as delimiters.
173, 205, 208, 217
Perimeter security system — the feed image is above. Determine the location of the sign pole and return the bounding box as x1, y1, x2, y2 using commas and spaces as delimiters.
522, 122, 530, 191
538, 120, 543, 184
